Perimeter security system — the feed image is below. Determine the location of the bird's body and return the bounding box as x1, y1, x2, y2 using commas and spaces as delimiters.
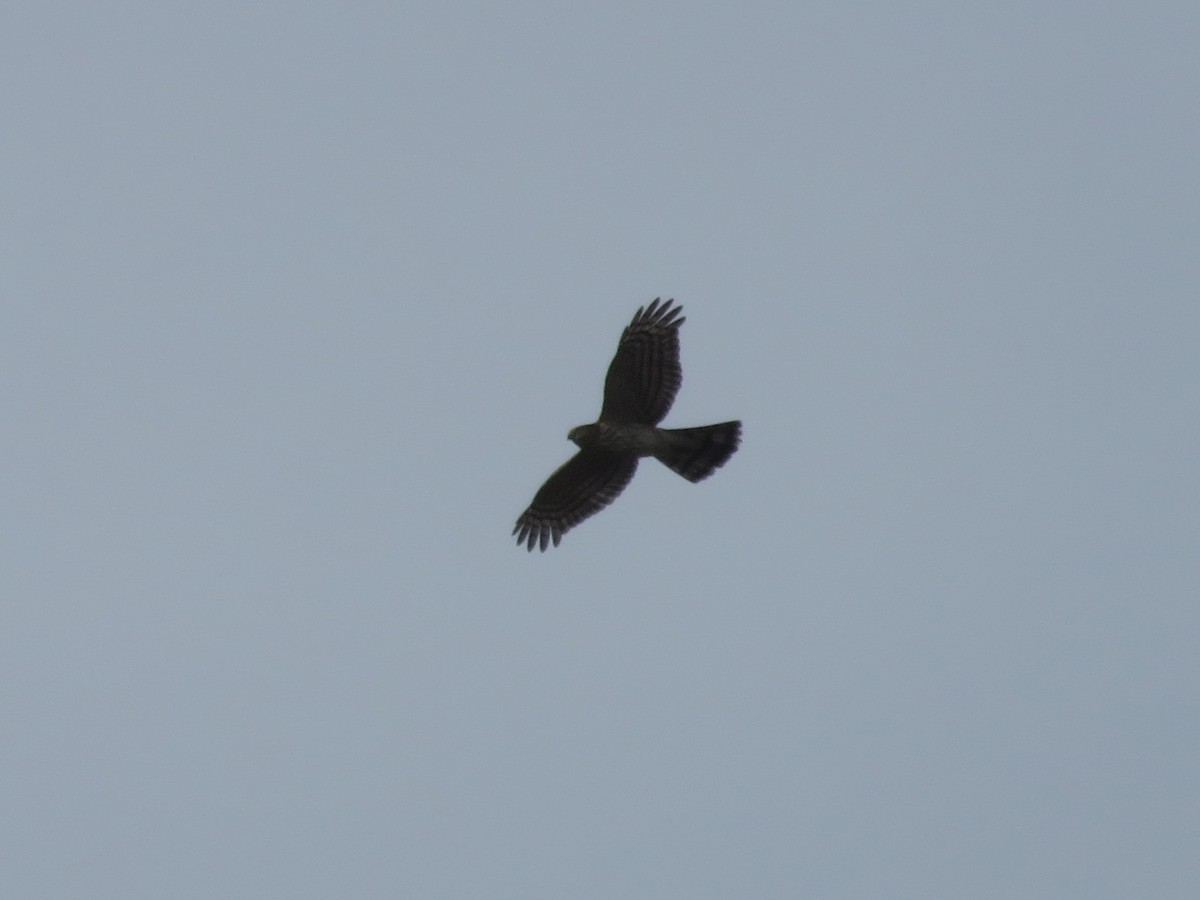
514, 299, 741, 551
568, 421, 662, 455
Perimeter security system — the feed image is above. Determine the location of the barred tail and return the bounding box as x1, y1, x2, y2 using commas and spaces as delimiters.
655, 421, 742, 483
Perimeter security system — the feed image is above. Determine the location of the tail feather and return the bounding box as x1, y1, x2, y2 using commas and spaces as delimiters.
655, 421, 742, 482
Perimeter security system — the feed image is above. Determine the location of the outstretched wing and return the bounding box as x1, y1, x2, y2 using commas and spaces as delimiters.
599, 298, 685, 425
513, 451, 638, 551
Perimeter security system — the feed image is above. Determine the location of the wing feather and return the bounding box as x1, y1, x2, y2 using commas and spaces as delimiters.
599, 298, 684, 424
513, 451, 638, 551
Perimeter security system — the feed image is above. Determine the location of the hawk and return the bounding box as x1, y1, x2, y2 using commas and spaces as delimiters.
514, 298, 741, 551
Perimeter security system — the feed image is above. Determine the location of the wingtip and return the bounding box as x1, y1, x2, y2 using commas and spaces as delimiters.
632, 297, 684, 329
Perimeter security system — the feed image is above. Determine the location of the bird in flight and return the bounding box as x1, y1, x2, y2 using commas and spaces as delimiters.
514, 298, 741, 551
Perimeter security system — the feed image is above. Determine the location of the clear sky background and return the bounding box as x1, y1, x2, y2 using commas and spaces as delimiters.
3, 3, 1197, 898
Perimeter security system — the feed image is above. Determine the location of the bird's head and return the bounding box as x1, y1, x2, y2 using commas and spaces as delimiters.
567, 424, 592, 447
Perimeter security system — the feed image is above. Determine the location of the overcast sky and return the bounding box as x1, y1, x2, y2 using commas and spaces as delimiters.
3, 3, 1198, 898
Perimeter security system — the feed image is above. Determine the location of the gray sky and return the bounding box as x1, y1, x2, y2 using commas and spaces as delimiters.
3, 3, 1198, 898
